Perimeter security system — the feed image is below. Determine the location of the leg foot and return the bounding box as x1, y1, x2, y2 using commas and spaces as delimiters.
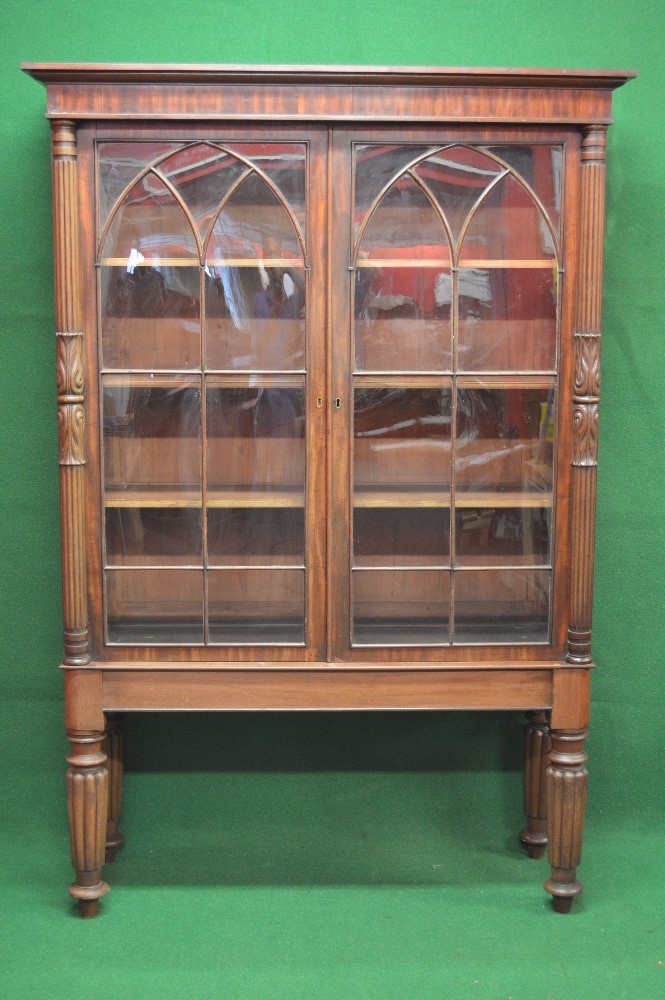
519, 710, 550, 859
67, 730, 109, 918
544, 729, 588, 913
103, 714, 125, 864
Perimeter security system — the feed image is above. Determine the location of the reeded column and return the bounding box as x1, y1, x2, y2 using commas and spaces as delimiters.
52, 121, 108, 915
52, 120, 88, 666
66, 731, 109, 917
519, 710, 551, 859
544, 729, 588, 912
103, 714, 125, 863
567, 125, 606, 664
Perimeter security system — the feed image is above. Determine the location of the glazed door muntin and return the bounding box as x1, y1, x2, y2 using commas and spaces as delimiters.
94, 128, 327, 657
330, 129, 570, 659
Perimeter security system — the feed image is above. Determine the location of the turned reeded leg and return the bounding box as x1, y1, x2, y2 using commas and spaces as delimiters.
519, 710, 551, 860
67, 730, 109, 917
103, 714, 125, 863
544, 728, 588, 913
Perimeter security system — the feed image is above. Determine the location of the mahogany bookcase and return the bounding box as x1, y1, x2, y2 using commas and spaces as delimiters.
23, 63, 634, 916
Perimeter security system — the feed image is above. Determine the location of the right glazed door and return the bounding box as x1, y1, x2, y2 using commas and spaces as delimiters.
330, 132, 565, 660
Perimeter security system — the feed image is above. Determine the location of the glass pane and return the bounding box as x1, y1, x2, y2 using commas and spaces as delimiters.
354, 386, 451, 567
101, 171, 198, 263
229, 143, 307, 241
457, 266, 557, 371
454, 569, 550, 643
105, 508, 202, 567
98, 141, 179, 232
206, 381, 305, 503
354, 509, 450, 568
354, 387, 451, 486
460, 173, 556, 263
455, 507, 551, 567
205, 265, 305, 370
157, 144, 249, 242
106, 569, 204, 644
101, 265, 200, 370
355, 175, 450, 371
103, 379, 201, 496
456, 383, 554, 490
413, 146, 503, 244
208, 569, 305, 644
207, 508, 304, 567
455, 383, 554, 567
353, 570, 450, 645
354, 144, 437, 243
354, 267, 451, 372
357, 173, 450, 262
485, 145, 562, 243
206, 170, 303, 263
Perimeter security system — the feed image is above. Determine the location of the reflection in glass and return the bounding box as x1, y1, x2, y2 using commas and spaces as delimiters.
457, 267, 557, 371
205, 264, 305, 370
455, 507, 551, 566
460, 173, 556, 262
454, 569, 550, 643
413, 146, 502, 243
485, 145, 562, 242
206, 384, 305, 501
103, 381, 202, 494
354, 387, 451, 489
106, 569, 204, 644
101, 265, 200, 370
208, 569, 305, 644
157, 144, 249, 240
230, 143, 307, 240
456, 384, 554, 495
98, 142, 179, 233
204, 169, 305, 370
105, 507, 202, 567
207, 508, 304, 566
354, 144, 437, 240
354, 264, 451, 371
353, 570, 450, 645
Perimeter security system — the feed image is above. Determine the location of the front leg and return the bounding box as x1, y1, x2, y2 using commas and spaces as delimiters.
66, 730, 109, 917
544, 728, 588, 913
519, 710, 551, 859
103, 714, 125, 863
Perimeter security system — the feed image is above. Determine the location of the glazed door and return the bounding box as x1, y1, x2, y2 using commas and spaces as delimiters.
93, 129, 327, 660
330, 131, 566, 660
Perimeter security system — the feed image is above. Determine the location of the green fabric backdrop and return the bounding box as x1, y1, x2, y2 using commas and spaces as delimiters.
1, 2, 663, 998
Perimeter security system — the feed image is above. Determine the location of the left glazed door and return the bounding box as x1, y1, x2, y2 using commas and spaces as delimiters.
85, 128, 328, 660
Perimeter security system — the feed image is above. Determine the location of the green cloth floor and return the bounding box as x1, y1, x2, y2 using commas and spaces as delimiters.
1, 703, 663, 999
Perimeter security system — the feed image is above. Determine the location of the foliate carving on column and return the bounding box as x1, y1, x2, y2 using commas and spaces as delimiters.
51, 120, 89, 664
57, 403, 85, 466
572, 399, 599, 467
567, 126, 607, 664
544, 730, 588, 913
66, 731, 109, 916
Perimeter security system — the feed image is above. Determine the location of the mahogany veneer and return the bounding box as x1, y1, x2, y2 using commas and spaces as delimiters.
24, 63, 634, 916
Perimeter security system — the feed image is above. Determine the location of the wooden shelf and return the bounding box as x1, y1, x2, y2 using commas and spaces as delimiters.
355, 258, 554, 269
100, 257, 304, 268
104, 486, 305, 508
354, 487, 552, 509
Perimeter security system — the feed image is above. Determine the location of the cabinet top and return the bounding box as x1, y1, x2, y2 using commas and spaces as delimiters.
22, 63, 635, 126
22, 62, 636, 88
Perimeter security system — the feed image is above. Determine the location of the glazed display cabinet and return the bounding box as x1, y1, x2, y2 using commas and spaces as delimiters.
23, 63, 634, 915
